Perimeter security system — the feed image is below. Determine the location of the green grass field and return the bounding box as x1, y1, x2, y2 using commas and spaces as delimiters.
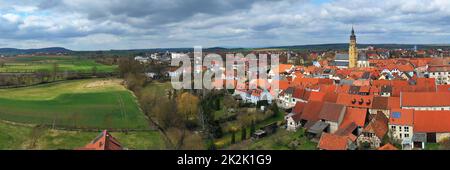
0, 121, 165, 150
227, 129, 317, 150
0, 55, 117, 73
0, 79, 149, 129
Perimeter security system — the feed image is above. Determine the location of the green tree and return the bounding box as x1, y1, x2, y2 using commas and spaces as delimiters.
250, 120, 256, 136
241, 127, 247, 141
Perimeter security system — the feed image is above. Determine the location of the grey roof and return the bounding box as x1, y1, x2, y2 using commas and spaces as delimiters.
335, 61, 349, 67
381, 85, 393, 93
335, 53, 349, 60
349, 86, 361, 94
413, 133, 427, 142
339, 79, 354, 85
361, 72, 371, 79
307, 121, 329, 134
284, 87, 294, 95
358, 52, 368, 61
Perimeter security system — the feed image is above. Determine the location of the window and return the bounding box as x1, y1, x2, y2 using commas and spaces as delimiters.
404, 127, 409, 132
391, 126, 396, 132
399, 126, 402, 132
405, 134, 410, 138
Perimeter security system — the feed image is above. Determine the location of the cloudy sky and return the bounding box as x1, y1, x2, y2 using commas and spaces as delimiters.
0, 0, 449, 50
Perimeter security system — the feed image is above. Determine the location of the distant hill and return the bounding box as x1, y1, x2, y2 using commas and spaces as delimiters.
266, 43, 450, 51
0, 47, 72, 56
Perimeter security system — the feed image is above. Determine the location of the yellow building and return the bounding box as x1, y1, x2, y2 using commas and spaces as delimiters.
348, 27, 358, 68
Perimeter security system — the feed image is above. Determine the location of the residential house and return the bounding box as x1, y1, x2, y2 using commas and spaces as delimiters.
76, 130, 123, 150
388, 109, 414, 150
318, 102, 346, 133
357, 112, 389, 148
299, 101, 325, 129
412, 110, 450, 149
318, 133, 354, 150
401, 92, 450, 111
377, 143, 398, 150
369, 96, 389, 117
286, 102, 306, 131
338, 107, 368, 136
427, 65, 450, 85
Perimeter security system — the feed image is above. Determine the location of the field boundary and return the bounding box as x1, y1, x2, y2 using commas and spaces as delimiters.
0, 119, 157, 132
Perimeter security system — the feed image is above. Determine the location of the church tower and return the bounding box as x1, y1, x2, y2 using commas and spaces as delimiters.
348, 27, 358, 68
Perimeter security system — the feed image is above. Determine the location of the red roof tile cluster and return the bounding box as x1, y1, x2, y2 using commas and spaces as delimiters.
336, 93, 374, 109
378, 143, 398, 150
401, 92, 450, 107
339, 107, 367, 129
363, 112, 389, 139
437, 85, 450, 92
389, 109, 414, 126
77, 130, 123, 150
300, 101, 325, 123
318, 102, 346, 122
414, 111, 450, 133
308, 91, 326, 102
318, 133, 349, 150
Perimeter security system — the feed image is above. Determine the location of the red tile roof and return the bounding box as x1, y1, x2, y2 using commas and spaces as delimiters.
77, 130, 123, 150
336, 93, 374, 109
318, 102, 346, 122
363, 112, 389, 139
318, 133, 349, 150
437, 84, 450, 92
372, 97, 389, 110
388, 97, 401, 109
300, 101, 324, 122
323, 92, 339, 103
292, 102, 306, 115
378, 143, 398, 150
414, 110, 450, 133
401, 92, 450, 107
339, 107, 367, 129
308, 91, 326, 102
389, 109, 414, 126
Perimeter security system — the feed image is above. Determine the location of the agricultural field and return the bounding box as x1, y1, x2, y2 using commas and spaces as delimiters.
0, 55, 117, 73
0, 78, 149, 129
0, 121, 165, 150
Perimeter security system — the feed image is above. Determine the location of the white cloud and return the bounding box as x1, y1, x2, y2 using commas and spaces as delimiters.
0, 0, 449, 50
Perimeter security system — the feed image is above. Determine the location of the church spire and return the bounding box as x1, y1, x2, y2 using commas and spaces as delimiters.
351, 26, 355, 36
350, 26, 356, 40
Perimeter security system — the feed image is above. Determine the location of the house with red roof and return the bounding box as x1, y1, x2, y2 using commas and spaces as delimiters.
77, 130, 123, 150
369, 96, 390, 117
339, 107, 367, 131
318, 133, 354, 150
336, 93, 373, 109
357, 112, 389, 149
286, 102, 306, 131
389, 109, 414, 150
299, 101, 325, 129
412, 110, 450, 149
377, 143, 398, 150
437, 84, 450, 92
318, 102, 346, 133
401, 92, 450, 111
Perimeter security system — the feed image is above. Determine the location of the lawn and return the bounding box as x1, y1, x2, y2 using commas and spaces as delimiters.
0, 55, 117, 73
214, 109, 286, 149
0, 121, 165, 150
0, 79, 149, 129
141, 81, 173, 97
227, 129, 317, 150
